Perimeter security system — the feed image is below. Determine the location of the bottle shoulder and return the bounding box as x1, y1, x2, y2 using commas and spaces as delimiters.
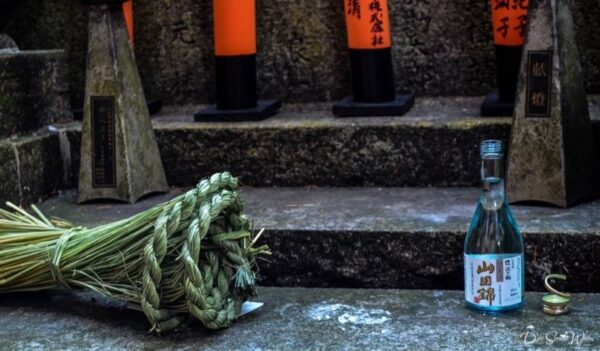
464, 201, 524, 254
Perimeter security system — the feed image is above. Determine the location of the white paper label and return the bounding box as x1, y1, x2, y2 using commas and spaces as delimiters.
464, 253, 523, 307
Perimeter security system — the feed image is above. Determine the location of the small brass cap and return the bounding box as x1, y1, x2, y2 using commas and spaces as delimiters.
543, 274, 571, 316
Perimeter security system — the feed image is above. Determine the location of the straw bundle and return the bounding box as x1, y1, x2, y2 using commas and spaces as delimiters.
0, 172, 268, 332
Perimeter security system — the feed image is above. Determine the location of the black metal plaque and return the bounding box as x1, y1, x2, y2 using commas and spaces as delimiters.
91, 96, 116, 188
525, 50, 552, 118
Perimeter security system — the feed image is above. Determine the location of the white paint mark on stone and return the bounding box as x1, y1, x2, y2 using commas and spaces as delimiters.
416, 213, 448, 224
307, 304, 391, 325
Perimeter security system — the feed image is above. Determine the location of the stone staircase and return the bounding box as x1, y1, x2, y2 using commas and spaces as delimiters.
14, 95, 595, 295
2, 0, 600, 347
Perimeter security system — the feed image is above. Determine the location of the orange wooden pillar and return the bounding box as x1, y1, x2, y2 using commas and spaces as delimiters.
123, 0, 134, 44
195, 0, 280, 122
481, 0, 529, 116
333, 0, 413, 117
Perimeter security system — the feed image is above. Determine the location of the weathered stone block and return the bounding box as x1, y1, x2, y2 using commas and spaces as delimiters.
14, 134, 64, 204
0, 133, 63, 207
0, 50, 72, 138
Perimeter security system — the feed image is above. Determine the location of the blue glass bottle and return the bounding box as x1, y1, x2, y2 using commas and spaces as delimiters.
464, 140, 524, 312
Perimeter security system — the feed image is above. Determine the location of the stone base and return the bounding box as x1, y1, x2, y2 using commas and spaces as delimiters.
332, 94, 415, 117
480, 92, 514, 117
194, 99, 281, 122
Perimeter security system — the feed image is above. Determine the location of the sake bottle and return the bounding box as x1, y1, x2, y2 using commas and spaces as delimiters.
464, 140, 524, 312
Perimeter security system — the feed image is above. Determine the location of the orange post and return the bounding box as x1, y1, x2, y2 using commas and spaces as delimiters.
491, 0, 528, 46
194, 0, 280, 122
344, 0, 392, 50
123, 0, 134, 45
333, 0, 413, 117
481, 0, 530, 116
213, 0, 256, 56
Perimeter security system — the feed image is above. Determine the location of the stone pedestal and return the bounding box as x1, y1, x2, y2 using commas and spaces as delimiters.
78, 1, 168, 203
506, 0, 598, 207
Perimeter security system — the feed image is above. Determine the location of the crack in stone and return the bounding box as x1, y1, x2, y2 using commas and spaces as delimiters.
10, 142, 23, 202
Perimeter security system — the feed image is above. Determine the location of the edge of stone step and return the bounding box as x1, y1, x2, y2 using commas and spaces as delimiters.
37, 186, 600, 293
54, 96, 600, 188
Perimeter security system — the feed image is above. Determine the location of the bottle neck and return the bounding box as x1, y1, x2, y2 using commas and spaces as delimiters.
480, 157, 505, 210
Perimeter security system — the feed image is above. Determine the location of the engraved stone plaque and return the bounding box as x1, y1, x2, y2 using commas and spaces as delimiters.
91, 96, 116, 188
525, 50, 552, 118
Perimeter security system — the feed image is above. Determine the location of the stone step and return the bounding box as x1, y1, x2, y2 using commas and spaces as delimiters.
0, 131, 64, 207
57, 95, 600, 188
0, 287, 598, 350
38, 186, 600, 293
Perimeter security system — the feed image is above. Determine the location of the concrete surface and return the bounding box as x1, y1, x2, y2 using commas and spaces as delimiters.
0, 287, 598, 350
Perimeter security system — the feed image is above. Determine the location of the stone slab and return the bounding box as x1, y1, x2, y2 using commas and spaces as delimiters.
37, 186, 600, 292
0, 288, 598, 350
0, 131, 63, 207
0, 50, 72, 138
2, 0, 600, 105
59, 96, 600, 188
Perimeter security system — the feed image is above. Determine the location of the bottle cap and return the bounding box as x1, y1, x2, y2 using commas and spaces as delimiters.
543, 274, 571, 315
480, 140, 504, 159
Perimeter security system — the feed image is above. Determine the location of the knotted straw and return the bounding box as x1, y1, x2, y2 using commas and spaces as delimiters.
0, 172, 269, 333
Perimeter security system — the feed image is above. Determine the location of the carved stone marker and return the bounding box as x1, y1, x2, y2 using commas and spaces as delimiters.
506, 0, 598, 208
78, 0, 168, 203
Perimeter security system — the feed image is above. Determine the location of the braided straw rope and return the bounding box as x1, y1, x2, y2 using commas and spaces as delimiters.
137, 173, 260, 332
0, 172, 267, 333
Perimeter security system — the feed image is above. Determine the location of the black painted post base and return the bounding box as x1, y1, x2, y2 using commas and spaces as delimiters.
333, 94, 414, 117
194, 99, 281, 122
480, 93, 514, 117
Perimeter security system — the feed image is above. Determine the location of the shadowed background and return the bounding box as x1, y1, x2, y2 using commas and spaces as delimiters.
1, 0, 599, 107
